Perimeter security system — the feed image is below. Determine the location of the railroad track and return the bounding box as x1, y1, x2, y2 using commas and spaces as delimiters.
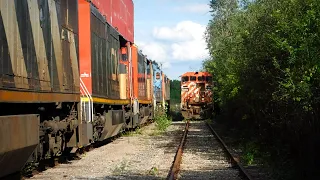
167, 120, 254, 180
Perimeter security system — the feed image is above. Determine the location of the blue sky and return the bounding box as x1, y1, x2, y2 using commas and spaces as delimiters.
133, 0, 212, 80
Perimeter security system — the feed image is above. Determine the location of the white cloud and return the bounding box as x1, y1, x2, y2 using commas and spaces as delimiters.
136, 20, 209, 68
153, 21, 204, 41
153, 25, 193, 41
135, 41, 168, 62
174, 3, 210, 14
171, 39, 208, 61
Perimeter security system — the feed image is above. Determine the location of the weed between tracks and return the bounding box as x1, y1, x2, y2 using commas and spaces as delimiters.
148, 167, 159, 176
112, 160, 130, 175
153, 105, 172, 134
122, 127, 143, 137
154, 113, 172, 132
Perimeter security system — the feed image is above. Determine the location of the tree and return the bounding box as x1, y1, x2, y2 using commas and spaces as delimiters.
170, 79, 181, 105
204, 0, 320, 179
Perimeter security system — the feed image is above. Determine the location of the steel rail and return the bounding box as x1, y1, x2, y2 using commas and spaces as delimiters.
167, 120, 190, 180
206, 122, 254, 180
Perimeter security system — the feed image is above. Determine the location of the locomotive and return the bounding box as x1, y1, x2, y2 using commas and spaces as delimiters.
0, 0, 170, 178
180, 72, 213, 118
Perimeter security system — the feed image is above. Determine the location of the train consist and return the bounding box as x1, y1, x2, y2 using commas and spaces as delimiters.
0, 0, 170, 178
180, 72, 213, 117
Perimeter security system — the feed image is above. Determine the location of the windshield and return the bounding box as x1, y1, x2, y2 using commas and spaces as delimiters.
206, 76, 213, 82
198, 76, 204, 81
190, 76, 196, 81
181, 76, 189, 82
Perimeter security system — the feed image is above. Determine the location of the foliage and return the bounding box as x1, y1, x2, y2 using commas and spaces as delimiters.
170, 79, 181, 105
154, 105, 172, 132
241, 141, 259, 165
148, 167, 159, 176
204, 0, 320, 179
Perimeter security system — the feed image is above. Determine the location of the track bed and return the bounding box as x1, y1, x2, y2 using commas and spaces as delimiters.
27, 122, 185, 180
178, 121, 242, 180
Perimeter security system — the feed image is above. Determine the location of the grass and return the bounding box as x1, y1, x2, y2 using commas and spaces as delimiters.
149, 130, 162, 136
241, 141, 259, 165
154, 107, 172, 132
112, 160, 129, 175
147, 105, 173, 136
154, 114, 172, 132
122, 127, 142, 137
148, 166, 159, 175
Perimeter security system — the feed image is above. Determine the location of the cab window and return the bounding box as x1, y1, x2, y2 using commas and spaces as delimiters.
181, 76, 189, 82
190, 76, 196, 81
206, 76, 213, 82
198, 76, 204, 81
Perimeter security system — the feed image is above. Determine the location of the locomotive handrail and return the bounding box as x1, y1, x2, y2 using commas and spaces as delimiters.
80, 78, 93, 123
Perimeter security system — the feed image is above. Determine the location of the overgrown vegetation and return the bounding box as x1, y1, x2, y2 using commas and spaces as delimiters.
154, 105, 172, 132
204, 0, 320, 179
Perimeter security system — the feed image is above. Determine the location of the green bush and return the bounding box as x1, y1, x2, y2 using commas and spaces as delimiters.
204, 0, 320, 179
154, 105, 172, 132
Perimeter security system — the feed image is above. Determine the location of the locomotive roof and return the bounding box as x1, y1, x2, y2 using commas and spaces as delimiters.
181, 72, 212, 77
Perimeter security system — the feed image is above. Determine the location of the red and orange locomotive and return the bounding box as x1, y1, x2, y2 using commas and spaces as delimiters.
180, 72, 213, 116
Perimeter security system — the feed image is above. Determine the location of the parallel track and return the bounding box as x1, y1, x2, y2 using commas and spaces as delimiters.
167, 120, 254, 180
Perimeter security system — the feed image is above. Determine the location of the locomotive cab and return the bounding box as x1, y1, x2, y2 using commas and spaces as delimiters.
180, 72, 213, 118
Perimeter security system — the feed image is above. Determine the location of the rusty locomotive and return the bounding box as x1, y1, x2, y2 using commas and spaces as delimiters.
0, 0, 170, 178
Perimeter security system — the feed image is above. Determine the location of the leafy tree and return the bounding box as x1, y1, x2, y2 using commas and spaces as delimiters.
170, 79, 181, 105
204, 0, 320, 179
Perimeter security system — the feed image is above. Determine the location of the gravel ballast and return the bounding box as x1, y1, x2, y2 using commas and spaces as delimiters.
179, 121, 242, 180
29, 121, 185, 180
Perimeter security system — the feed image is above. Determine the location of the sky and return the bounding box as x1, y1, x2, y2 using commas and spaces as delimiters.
133, 0, 212, 80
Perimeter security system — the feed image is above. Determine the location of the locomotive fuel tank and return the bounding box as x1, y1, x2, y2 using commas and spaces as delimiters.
0, 115, 39, 178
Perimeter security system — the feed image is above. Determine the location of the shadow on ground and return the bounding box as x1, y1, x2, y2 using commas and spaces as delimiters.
70, 168, 245, 180
169, 111, 184, 121
48, 174, 162, 180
